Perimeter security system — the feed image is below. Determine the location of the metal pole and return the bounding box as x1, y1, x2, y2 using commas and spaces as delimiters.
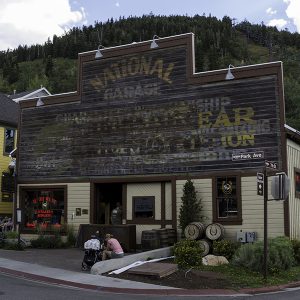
263, 166, 268, 280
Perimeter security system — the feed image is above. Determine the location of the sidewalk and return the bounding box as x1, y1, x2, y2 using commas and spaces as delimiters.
0, 248, 299, 296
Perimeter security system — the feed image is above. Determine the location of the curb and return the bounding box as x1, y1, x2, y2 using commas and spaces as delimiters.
0, 266, 242, 295
2, 265, 300, 296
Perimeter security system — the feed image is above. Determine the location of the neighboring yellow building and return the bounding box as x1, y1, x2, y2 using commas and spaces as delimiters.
0, 93, 18, 218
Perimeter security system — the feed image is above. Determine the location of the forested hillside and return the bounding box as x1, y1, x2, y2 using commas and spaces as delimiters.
0, 14, 299, 129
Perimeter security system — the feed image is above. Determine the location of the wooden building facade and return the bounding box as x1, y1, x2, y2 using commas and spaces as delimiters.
16, 33, 300, 243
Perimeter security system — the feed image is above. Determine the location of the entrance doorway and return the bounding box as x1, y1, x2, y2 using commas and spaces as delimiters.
94, 183, 123, 224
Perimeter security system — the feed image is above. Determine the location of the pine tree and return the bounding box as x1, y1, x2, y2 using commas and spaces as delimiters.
179, 179, 203, 232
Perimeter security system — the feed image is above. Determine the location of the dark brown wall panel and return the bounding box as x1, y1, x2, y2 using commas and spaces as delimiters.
18, 38, 283, 180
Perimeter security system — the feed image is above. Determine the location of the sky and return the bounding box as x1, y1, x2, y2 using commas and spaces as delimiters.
0, 0, 299, 51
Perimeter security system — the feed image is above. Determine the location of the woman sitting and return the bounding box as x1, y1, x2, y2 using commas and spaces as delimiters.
102, 233, 124, 260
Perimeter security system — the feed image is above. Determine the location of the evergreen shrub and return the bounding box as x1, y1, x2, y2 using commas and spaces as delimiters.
231, 236, 295, 274
179, 179, 203, 233
174, 239, 203, 269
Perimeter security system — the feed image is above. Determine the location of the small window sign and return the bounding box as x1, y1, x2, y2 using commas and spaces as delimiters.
133, 196, 154, 218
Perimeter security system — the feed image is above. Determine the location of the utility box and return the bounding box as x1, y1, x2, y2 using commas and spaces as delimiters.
236, 231, 246, 243
236, 231, 257, 243
246, 232, 257, 243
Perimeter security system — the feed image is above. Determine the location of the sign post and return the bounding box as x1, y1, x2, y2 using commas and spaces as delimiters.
16, 208, 22, 246
263, 160, 278, 280
263, 166, 268, 280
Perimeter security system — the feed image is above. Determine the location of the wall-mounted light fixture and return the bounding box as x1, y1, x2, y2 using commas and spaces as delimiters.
225, 64, 235, 80
150, 35, 160, 49
36, 98, 44, 107
95, 45, 104, 59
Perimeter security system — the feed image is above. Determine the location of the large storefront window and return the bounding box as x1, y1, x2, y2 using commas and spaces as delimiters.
213, 176, 242, 225
21, 187, 66, 230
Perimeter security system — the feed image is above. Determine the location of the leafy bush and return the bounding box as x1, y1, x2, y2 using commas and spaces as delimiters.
30, 235, 64, 249
212, 239, 240, 260
232, 236, 295, 274
174, 239, 203, 269
291, 239, 300, 265
3, 231, 19, 239
65, 225, 77, 247
2, 241, 25, 251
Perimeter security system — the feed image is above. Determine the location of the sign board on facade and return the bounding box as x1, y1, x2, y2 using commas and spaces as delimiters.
17, 34, 284, 180
232, 151, 264, 161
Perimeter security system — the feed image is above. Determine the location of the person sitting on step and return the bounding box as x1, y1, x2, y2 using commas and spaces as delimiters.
102, 233, 124, 260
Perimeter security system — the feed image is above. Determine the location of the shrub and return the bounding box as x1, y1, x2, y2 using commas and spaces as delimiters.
232, 236, 295, 274
291, 239, 300, 265
30, 235, 63, 249
3, 241, 25, 251
212, 239, 240, 260
65, 225, 77, 247
179, 179, 204, 233
268, 236, 295, 273
174, 239, 203, 269
4, 230, 19, 239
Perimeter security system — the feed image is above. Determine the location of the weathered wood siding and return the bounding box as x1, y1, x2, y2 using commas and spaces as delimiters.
176, 177, 284, 241
287, 139, 300, 239
18, 44, 282, 181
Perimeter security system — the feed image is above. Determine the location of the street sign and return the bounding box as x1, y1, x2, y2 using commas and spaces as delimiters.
257, 172, 264, 196
257, 172, 264, 182
265, 160, 278, 170
271, 172, 290, 200
232, 151, 264, 161
257, 182, 264, 196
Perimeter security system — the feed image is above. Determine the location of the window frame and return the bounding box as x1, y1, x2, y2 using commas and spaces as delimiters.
19, 185, 68, 232
295, 168, 300, 199
212, 175, 242, 225
132, 196, 155, 221
3, 127, 16, 156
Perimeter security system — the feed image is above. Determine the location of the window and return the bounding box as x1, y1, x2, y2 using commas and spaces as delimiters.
133, 196, 154, 218
21, 187, 66, 230
213, 176, 242, 225
295, 170, 300, 198
4, 128, 15, 155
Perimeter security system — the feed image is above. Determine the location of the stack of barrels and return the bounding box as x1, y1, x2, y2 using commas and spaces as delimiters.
184, 222, 225, 256
141, 227, 177, 251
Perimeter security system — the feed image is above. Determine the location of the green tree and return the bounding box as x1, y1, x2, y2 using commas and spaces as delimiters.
45, 55, 54, 77
179, 179, 203, 233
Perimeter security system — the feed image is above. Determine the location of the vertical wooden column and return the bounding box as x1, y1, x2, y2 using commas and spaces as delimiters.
161, 182, 166, 228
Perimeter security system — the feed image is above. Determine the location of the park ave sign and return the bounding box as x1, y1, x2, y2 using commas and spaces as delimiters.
232, 151, 264, 161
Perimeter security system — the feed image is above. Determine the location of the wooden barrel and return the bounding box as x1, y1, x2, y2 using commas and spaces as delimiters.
167, 228, 177, 245
154, 228, 169, 248
198, 239, 212, 256
205, 223, 225, 241
141, 230, 160, 251
184, 222, 205, 240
